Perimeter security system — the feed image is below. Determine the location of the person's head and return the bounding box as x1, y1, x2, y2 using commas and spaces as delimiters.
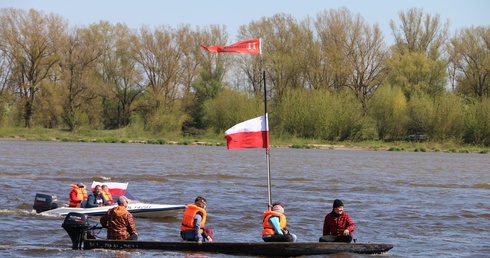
94, 185, 102, 194
194, 196, 207, 209
271, 202, 285, 214
117, 196, 129, 206
101, 185, 109, 192
332, 199, 344, 215
77, 183, 85, 189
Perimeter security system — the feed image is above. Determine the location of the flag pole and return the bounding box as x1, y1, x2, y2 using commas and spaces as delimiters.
264, 70, 272, 207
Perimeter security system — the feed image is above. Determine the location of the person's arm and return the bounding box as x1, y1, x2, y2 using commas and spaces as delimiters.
269, 216, 283, 235
85, 194, 96, 208
194, 214, 203, 242
322, 215, 330, 236
100, 211, 108, 227
127, 214, 137, 235
345, 214, 356, 232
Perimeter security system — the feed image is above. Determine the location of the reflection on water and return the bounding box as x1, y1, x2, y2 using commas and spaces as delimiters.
0, 140, 489, 257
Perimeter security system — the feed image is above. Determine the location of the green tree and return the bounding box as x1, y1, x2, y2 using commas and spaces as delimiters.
449, 26, 490, 98
204, 89, 264, 134
386, 52, 447, 99
388, 7, 448, 100
368, 85, 408, 140
95, 22, 143, 129
59, 26, 103, 131
463, 98, 490, 145
0, 8, 67, 127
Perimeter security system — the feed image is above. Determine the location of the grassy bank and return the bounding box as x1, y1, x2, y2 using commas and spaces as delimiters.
0, 126, 488, 154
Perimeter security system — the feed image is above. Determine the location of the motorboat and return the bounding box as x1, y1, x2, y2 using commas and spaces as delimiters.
33, 182, 185, 218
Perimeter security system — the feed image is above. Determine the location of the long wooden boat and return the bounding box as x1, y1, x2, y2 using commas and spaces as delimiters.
82, 237, 394, 256
62, 212, 392, 256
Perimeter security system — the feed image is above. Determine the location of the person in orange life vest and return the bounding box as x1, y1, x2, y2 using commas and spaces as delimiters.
101, 184, 113, 204
180, 196, 213, 244
262, 202, 297, 242
85, 185, 109, 208
319, 199, 356, 243
69, 183, 85, 207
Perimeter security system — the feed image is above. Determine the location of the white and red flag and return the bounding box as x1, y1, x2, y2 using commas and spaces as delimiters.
224, 114, 269, 150
90, 181, 128, 197
200, 38, 261, 54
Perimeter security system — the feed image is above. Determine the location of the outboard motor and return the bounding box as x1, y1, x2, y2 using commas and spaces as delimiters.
33, 193, 58, 213
62, 212, 91, 249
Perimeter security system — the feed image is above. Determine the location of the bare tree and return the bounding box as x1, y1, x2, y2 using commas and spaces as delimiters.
315, 8, 388, 111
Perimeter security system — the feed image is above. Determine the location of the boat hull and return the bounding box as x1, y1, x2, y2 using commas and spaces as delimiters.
83, 238, 393, 256
39, 203, 185, 218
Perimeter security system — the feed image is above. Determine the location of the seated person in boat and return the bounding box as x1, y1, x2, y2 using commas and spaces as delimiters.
101, 184, 113, 204
85, 185, 109, 208
69, 182, 87, 208
319, 199, 356, 243
180, 196, 213, 244
100, 196, 138, 240
262, 202, 297, 242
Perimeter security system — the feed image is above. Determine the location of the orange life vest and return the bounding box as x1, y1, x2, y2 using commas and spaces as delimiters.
102, 191, 113, 204
69, 184, 84, 207
81, 188, 88, 200
180, 204, 207, 233
262, 210, 287, 236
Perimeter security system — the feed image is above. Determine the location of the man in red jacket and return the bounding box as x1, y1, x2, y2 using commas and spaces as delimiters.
320, 199, 356, 242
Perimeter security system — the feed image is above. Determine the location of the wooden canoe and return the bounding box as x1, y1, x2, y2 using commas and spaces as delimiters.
83, 238, 393, 256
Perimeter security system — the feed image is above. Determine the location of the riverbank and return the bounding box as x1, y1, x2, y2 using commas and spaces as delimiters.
1, 127, 488, 154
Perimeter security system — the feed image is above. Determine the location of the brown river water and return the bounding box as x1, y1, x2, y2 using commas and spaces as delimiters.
0, 140, 488, 257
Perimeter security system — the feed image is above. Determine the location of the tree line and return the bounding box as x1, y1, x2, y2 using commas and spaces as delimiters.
0, 7, 489, 145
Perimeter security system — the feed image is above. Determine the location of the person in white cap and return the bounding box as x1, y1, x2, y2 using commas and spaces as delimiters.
262, 202, 297, 242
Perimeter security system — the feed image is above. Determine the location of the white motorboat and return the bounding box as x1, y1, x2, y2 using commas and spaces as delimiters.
33, 182, 186, 218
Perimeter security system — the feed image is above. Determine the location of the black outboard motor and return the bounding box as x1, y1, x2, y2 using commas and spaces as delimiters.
62, 212, 91, 249
33, 193, 58, 213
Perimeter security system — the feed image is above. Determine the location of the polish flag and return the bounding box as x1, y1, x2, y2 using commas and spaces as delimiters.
224, 114, 269, 150
200, 38, 261, 55
90, 181, 128, 197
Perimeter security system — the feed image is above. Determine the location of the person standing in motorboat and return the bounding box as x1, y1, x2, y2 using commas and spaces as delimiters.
319, 199, 356, 242
69, 182, 86, 208
101, 184, 113, 204
262, 202, 297, 242
85, 185, 109, 208
180, 196, 213, 244
100, 195, 138, 240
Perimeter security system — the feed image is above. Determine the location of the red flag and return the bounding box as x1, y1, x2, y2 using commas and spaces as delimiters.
200, 38, 261, 54
224, 114, 269, 150
91, 181, 128, 197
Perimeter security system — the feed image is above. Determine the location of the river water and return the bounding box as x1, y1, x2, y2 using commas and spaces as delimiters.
0, 140, 488, 257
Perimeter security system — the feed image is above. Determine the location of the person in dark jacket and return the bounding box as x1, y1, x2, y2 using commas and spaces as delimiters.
100, 196, 138, 240
85, 185, 109, 208
319, 199, 356, 242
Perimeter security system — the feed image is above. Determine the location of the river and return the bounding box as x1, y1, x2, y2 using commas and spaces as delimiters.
0, 140, 488, 257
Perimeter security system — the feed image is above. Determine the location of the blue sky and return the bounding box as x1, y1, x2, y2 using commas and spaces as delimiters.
2, 0, 489, 44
